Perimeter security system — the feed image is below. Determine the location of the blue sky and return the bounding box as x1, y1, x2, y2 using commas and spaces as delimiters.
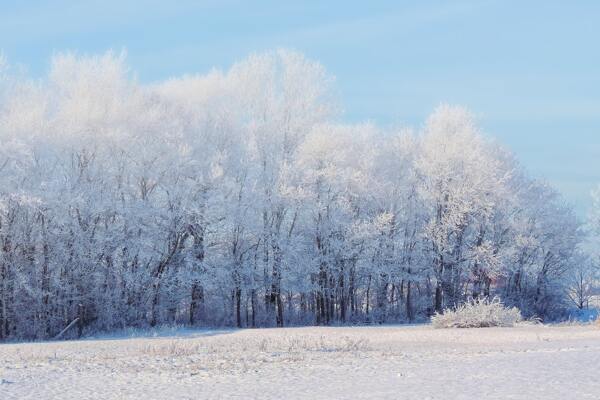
1, 0, 598, 215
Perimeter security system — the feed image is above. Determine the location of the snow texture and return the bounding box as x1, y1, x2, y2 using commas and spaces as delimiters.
1, 324, 599, 399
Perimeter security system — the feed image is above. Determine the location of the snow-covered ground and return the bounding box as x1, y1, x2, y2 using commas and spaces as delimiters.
1, 324, 599, 399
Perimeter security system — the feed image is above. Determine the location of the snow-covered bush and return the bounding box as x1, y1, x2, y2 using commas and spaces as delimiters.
431, 297, 522, 328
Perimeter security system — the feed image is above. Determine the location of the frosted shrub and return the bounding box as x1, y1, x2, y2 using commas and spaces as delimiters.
431, 297, 522, 328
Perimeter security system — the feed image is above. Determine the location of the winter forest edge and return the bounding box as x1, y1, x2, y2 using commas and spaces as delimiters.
0, 50, 598, 340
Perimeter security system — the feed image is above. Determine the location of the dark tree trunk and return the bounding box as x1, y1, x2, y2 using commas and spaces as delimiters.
339, 270, 346, 322
0, 261, 7, 340
189, 283, 204, 325
150, 280, 160, 327
366, 275, 371, 317
406, 280, 414, 322
434, 282, 443, 313
77, 303, 85, 338
250, 289, 257, 328
235, 287, 242, 328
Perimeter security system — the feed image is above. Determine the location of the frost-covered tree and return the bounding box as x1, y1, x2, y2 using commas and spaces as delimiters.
415, 106, 511, 311
567, 253, 598, 310
0, 50, 586, 340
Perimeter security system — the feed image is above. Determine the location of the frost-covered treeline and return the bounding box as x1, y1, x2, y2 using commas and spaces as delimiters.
0, 50, 585, 339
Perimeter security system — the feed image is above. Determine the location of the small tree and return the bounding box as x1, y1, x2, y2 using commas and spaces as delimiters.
567, 254, 598, 310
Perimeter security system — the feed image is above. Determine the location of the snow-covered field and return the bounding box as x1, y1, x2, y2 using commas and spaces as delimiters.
1, 324, 599, 399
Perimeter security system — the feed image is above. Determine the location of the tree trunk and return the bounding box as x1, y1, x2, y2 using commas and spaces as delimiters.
0, 259, 7, 340
434, 282, 443, 314
406, 280, 414, 322
77, 303, 85, 338
339, 270, 346, 322
250, 289, 257, 328
235, 287, 242, 328
366, 274, 371, 318
189, 283, 204, 325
